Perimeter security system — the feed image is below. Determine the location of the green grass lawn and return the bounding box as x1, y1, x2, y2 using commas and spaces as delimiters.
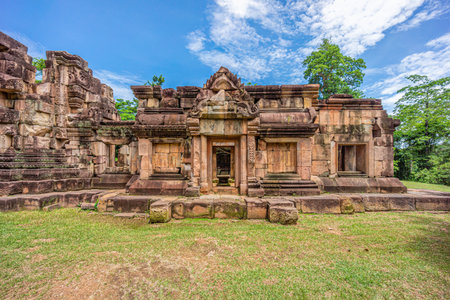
0, 209, 449, 299
402, 180, 450, 193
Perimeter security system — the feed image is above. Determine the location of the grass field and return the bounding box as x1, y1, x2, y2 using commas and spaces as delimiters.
402, 180, 450, 193
0, 209, 449, 299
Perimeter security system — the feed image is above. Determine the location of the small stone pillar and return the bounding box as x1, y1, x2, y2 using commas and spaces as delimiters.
330, 140, 337, 177
138, 138, 152, 179
297, 138, 312, 180
109, 144, 115, 168
192, 136, 201, 185
240, 135, 248, 194
200, 135, 208, 193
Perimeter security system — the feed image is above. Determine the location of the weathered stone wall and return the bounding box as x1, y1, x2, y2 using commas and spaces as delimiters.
311, 94, 398, 178
0, 32, 123, 196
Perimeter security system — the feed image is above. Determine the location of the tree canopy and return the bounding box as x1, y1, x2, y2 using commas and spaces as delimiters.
32, 57, 45, 83
115, 98, 138, 121
302, 39, 366, 99
393, 75, 450, 185
145, 74, 165, 87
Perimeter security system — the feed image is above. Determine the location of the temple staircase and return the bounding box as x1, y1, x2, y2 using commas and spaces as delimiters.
261, 173, 320, 196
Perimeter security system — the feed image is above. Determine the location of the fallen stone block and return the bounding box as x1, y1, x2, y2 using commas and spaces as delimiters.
245, 198, 267, 219
266, 198, 295, 208
268, 206, 298, 225
415, 195, 450, 211
337, 194, 364, 213
149, 200, 172, 223
114, 212, 136, 219
301, 195, 341, 214
80, 202, 96, 210
182, 199, 213, 219
362, 194, 390, 211
42, 203, 61, 212
111, 195, 152, 213
389, 194, 415, 211
213, 199, 247, 219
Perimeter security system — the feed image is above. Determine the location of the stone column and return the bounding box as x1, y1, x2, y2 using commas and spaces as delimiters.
192, 136, 201, 185
138, 138, 152, 179
129, 141, 138, 174
368, 139, 375, 177
330, 140, 337, 177
298, 138, 312, 180
200, 135, 208, 193
247, 135, 256, 178
109, 144, 115, 168
240, 135, 248, 194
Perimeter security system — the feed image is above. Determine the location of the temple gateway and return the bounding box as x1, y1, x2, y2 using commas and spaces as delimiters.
2, 32, 447, 221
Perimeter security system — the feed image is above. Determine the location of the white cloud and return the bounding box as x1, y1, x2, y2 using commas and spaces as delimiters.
2, 30, 46, 58
297, 0, 425, 56
397, 1, 449, 31
93, 70, 142, 100
426, 32, 450, 47
186, 0, 442, 82
367, 32, 450, 112
187, 30, 206, 52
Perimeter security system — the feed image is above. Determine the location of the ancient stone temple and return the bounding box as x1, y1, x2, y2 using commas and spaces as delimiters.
1, 32, 448, 221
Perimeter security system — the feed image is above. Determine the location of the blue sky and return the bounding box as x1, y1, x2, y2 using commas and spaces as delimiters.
2, 0, 449, 112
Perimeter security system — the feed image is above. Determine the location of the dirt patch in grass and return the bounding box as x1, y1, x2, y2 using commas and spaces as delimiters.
44, 259, 191, 299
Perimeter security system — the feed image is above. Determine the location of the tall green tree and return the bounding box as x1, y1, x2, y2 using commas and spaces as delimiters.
115, 98, 139, 121
32, 57, 45, 83
302, 39, 366, 99
393, 75, 450, 184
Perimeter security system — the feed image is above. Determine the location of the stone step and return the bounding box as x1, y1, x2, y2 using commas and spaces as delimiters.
0, 178, 92, 196
0, 168, 81, 181
0, 189, 103, 211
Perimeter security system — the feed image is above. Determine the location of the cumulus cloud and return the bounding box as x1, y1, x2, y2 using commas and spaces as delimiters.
367, 32, 450, 112
93, 70, 142, 100
186, 0, 443, 82
397, 0, 449, 31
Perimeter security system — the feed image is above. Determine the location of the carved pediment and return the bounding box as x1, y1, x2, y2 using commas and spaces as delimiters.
190, 67, 259, 119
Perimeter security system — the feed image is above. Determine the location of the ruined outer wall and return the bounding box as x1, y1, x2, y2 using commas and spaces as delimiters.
0, 32, 121, 196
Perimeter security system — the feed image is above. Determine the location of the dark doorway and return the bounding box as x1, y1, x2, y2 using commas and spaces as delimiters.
215, 147, 232, 186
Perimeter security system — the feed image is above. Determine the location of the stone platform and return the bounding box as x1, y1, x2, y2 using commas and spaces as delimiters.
1, 189, 448, 225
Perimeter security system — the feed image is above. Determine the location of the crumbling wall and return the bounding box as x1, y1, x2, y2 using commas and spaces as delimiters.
0, 31, 122, 196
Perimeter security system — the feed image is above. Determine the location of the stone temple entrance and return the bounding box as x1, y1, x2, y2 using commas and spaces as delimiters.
210, 140, 239, 194
214, 147, 232, 185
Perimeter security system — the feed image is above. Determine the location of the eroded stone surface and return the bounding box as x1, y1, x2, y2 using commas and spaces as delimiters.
268, 206, 298, 225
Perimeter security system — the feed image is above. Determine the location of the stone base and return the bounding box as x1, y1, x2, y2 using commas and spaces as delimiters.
128, 177, 187, 195
92, 174, 133, 189
315, 177, 407, 193
0, 189, 102, 211
0, 178, 92, 196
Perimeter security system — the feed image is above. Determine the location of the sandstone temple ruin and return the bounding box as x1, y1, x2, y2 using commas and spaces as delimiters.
0, 32, 447, 223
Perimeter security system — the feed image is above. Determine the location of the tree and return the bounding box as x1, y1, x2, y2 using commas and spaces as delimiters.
302, 39, 366, 99
393, 75, 450, 185
32, 57, 45, 83
115, 98, 139, 121
145, 74, 165, 87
